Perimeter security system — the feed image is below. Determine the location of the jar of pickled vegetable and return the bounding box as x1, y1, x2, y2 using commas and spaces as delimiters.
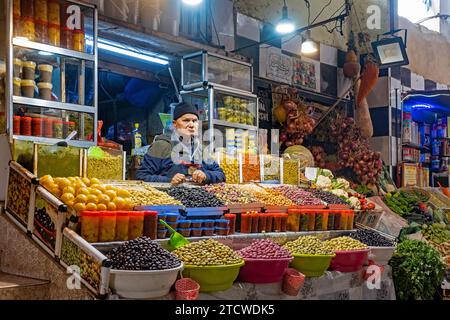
273, 214, 282, 232
80, 211, 99, 243
258, 214, 267, 233
35, 20, 48, 43
128, 211, 144, 240
299, 210, 309, 232
265, 214, 273, 232
327, 210, 336, 231
21, 17, 36, 41
13, 0, 21, 36
48, 23, 60, 46
115, 211, 129, 241
251, 213, 259, 233
73, 29, 85, 52
13, 116, 21, 135
47, 0, 59, 24
21, 0, 34, 18
99, 211, 116, 242
53, 119, 63, 139
20, 116, 32, 136
43, 118, 53, 137
280, 213, 288, 232
34, 0, 48, 22
143, 211, 158, 239
314, 210, 329, 231
287, 209, 301, 232
240, 214, 251, 233
61, 26, 73, 50
32, 117, 43, 136
346, 210, 355, 230
333, 211, 342, 230
305, 210, 316, 232
224, 214, 236, 234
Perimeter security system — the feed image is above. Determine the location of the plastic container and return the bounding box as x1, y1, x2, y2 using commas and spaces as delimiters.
178, 220, 191, 229
191, 228, 202, 237
203, 219, 215, 228
265, 214, 273, 232
314, 210, 329, 231
165, 213, 179, 223
21, 79, 35, 98
13, 77, 21, 96
258, 214, 267, 233
115, 211, 129, 241
31, 117, 43, 136
251, 214, 259, 233
215, 219, 229, 228
202, 228, 214, 237
35, 0, 48, 22
99, 211, 116, 242
287, 210, 301, 232
43, 118, 53, 138
240, 214, 251, 233
80, 211, 99, 243
13, 116, 21, 135
48, 0, 60, 25
215, 227, 229, 236
38, 64, 53, 82
38, 82, 52, 100
327, 211, 336, 231
20, 116, 32, 136
224, 214, 236, 234
178, 228, 191, 237
175, 278, 200, 300
190, 220, 202, 228
329, 249, 370, 272
182, 261, 245, 292
290, 254, 335, 277
22, 61, 36, 80
346, 210, 355, 230
157, 229, 167, 239
299, 210, 309, 232
280, 213, 288, 232
143, 211, 158, 239
52, 119, 63, 139
339, 211, 349, 230
61, 26, 73, 50
166, 221, 178, 231
273, 214, 282, 232
128, 211, 144, 240
13, 59, 22, 78
157, 214, 167, 229
48, 23, 60, 46
238, 257, 293, 284
73, 29, 85, 52
333, 211, 342, 231
35, 20, 48, 43
282, 268, 305, 296
21, 17, 36, 41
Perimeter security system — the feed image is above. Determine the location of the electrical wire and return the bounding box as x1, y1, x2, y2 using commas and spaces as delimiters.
311, 0, 333, 24
351, 0, 372, 54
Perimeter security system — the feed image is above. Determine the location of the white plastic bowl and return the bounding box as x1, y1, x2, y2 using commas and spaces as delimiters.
109, 263, 184, 299
367, 247, 396, 266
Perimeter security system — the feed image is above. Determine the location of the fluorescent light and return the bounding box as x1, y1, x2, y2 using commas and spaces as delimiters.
411, 104, 432, 109
38, 51, 54, 56
275, 2, 296, 35
182, 0, 203, 5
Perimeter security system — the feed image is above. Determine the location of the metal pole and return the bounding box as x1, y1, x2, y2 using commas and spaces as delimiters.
168, 65, 182, 103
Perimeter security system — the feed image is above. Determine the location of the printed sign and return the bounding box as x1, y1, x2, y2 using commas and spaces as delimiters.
259, 46, 292, 84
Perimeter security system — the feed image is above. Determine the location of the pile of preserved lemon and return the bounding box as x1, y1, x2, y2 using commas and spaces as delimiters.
39, 175, 133, 213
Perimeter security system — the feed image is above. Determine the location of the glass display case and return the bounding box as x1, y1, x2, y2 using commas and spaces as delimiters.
5, 0, 98, 147
85, 146, 126, 180
182, 51, 252, 93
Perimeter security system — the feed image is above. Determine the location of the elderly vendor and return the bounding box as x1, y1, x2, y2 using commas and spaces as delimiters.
136, 102, 225, 185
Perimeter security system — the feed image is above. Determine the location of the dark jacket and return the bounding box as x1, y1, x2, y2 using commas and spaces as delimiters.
136, 134, 226, 184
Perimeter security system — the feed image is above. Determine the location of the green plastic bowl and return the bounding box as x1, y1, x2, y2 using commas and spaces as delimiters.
290, 254, 336, 277
182, 261, 245, 292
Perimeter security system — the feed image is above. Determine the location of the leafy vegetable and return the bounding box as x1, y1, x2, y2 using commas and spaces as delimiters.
422, 223, 450, 245
389, 240, 445, 300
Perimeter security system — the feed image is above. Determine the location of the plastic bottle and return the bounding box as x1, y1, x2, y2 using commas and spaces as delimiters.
132, 123, 142, 155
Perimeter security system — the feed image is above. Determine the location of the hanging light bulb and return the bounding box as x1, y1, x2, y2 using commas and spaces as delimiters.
275, 0, 296, 34
301, 30, 318, 54
182, 0, 203, 6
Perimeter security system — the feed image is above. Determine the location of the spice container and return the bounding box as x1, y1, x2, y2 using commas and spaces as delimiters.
215, 219, 229, 228
251, 214, 259, 233
13, 59, 22, 78
202, 228, 214, 237
258, 213, 267, 233
165, 213, 179, 223
43, 118, 53, 138
287, 209, 301, 232
20, 117, 32, 136
52, 119, 63, 139
280, 213, 288, 232
178, 220, 191, 229
203, 219, 215, 228
273, 214, 282, 232
346, 210, 355, 230
38, 82, 52, 100
327, 211, 336, 231
190, 220, 202, 228
178, 228, 191, 237
224, 214, 236, 234
265, 214, 273, 232
99, 211, 116, 243
115, 211, 129, 241
191, 228, 202, 237
242, 154, 260, 182
215, 228, 228, 236
21, 79, 35, 98
13, 78, 22, 96
38, 64, 53, 82
32, 117, 43, 136
80, 211, 99, 243
157, 229, 167, 239
143, 211, 157, 239
128, 211, 144, 240
283, 159, 299, 185
22, 61, 36, 80
13, 116, 21, 135
240, 214, 251, 233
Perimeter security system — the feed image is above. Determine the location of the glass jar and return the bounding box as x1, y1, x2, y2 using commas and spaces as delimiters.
258, 214, 267, 233
48, 0, 59, 24
327, 211, 336, 231
13, 59, 22, 78
333, 211, 342, 230
305, 210, 316, 232
217, 107, 227, 121
34, 0, 48, 22
128, 211, 144, 240
21, 0, 34, 18
224, 214, 236, 234
73, 29, 85, 52
115, 211, 129, 241
273, 214, 282, 232
81, 211, 99, 243
265, 214, 273, 232
61, 26, 73, 50
280, 213, 288, 232
346, 210, 355, 230
143, 211, 158, 239
32, 117, 43, 136
251, 214, 259, 233
43, 118, 53, 137
287, 209, 301, 232
13, 116, 21, 135
314, 210, 329, 231
48, 23, 60, 46
99, 211, 116, 243
20, 116, 32, 136
13, 0, 21, 36
21, 17, 36, 41
240, 214, 251, 233
299, 210, 309, 232
53, 119, 63, 139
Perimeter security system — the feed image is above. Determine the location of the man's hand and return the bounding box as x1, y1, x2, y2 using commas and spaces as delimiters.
192, 170, 207, 184
171, 173, 186, 185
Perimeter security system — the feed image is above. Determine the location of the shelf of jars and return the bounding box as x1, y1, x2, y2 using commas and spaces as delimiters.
5, 0, 98, 148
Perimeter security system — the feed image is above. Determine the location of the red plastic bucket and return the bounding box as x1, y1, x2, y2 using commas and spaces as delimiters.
238, 257, 292, 284
329, 249, 370, 272
175, 278, 200, 300
282, 268, 305, 296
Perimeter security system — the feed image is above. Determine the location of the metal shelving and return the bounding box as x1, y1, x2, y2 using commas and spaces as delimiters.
212, 119, 258, 131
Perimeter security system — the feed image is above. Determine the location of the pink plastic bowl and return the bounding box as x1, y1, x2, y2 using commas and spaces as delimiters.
329, 249, 370, 272
238, 257, 293, 284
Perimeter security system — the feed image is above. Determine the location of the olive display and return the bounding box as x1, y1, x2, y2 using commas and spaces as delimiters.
220, 159, 239, 184
37, 147, 81, 178
348, 229, 396, 247
7, 169, 31, 223
203, 183, 258, 205
237, 185, 294, 206
172, 239, 243, 266
274, 186, 323, 206
324, 236, 368, 251
61, 236, 81, 267
238, 239, 292, 259
305, 189, 349, 205
129, 185, 182, 207
107, 237, 181, 271
283, 236, 334, 255
80, 252, 101, 290
167, 187, 224, 208
34, 207, 56, 247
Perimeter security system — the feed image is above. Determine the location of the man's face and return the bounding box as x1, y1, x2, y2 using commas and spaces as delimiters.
173, 114, 199, 139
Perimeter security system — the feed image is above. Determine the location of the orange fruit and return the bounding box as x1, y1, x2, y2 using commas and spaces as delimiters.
66, 201, 74, 208
77, 187, 90, 196
92, 184, 106, 193
105, 190, 117, 200
61, 193, 75, 204
50, 187, 62, 197
107, 202, 117, 211
90, 178, 101, 185
57, 178, 72, 189
98, 194, 111, 204
40, 175, 53, 185
97, 203, 107, 211
105, 185, 117, 191
116, 189, 131, 198
63, 186, 76, 195
82, 177, 91, 186
113, 197, 126, 210
73, 203, 86, 212
68, 177, 77, 183
87, 194, 99, 204
85, 203, 97, 211
75, 194, 88, 204
90, 188, 102, 197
